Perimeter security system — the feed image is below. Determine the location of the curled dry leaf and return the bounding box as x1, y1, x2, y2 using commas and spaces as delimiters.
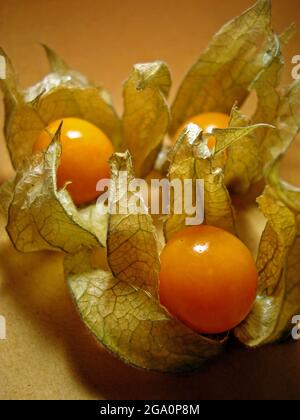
223, 32, 282, 194
164, 124, 236, 240
122, 61, 171, 178
170, 0, 273, 135
0, 178, 15, 219
260, 80, 300, 165
107, 152, 161, 297
212, 123, 272, 156
164, 122, 269, 241
67, 252, 227, 373
225, 107, 265, 194
267, 157, 300, 214
164, 124, 204, 241
3, 128, 107, 253
225, 31, 300, 195
199, 122, 269, 231
214, 109, 274, 195
235, 158, 300, 347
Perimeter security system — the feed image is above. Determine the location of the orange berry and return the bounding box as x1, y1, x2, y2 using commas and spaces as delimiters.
159, 225, 258, 334
174, 112, 230, 150
33, 118, 114, 206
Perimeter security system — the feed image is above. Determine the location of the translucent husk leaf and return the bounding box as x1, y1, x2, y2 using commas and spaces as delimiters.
235, 158, 300, 347
279, 23, 296, 46
213, 123, 273, 156
106, 152, 161, 297
4, 128, 107, 253
197, 161, 236, 235
251, 35, 283, 132
274, 216, 300, 340
267, 157, 300, 214
41, 44, 70, 74
164, 122, 269, 241
66, 250, 227, 373
0, 46, 121, 169
0, 178, 15, 218
259, 80, 300, 166
252, 23, 299, 160
164, 124, 204, 241
122, 61, 171, 178
0, 48, 21, 117
224, 32, 283, 194
225, 107, 266, 194
224, 25, 300, 196
170, 0, 273, 135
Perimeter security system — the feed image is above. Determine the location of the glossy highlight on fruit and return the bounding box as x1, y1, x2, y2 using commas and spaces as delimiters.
33, 118, 114, 206
175, 112, 230, 149
159, 225, 258, 334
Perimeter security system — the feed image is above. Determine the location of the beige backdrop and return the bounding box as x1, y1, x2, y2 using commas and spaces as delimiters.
0, 0, 300, 400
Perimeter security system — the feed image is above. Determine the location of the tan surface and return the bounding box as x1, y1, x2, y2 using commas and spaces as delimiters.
0, 0, 300, 400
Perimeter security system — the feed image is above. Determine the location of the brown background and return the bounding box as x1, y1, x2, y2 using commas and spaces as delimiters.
0, 0, 300, 400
